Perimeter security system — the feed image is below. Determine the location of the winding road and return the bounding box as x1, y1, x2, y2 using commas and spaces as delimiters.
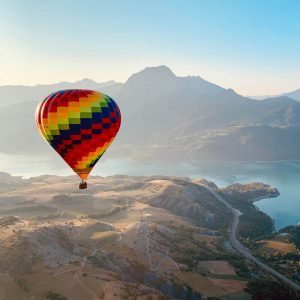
198, 183, 300, 291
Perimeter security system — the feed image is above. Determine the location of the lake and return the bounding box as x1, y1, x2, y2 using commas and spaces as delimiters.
1, 152, 299, 229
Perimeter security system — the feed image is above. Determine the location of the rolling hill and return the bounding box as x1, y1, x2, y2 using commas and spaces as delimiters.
0, 174, 280, 299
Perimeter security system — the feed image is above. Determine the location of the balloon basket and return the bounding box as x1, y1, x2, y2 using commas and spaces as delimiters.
79, 181, 87, 189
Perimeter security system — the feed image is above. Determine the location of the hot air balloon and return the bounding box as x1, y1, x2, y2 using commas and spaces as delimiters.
35, 89, 121, 189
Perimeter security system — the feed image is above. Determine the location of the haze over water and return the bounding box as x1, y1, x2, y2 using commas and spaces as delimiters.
1, 152, 299, 230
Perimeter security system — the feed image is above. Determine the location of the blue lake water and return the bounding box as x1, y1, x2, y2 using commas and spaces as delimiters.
1, 153, 299, 229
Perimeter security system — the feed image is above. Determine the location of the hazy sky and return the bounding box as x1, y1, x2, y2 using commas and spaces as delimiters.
0, 0, 299, 95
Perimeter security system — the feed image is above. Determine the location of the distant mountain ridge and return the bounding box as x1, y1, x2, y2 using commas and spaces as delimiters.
0, 79, 122, 109
284, 89, 300, 102
1, 65, 300, 161
249, 88, 300, 102
124, 65, 225, 95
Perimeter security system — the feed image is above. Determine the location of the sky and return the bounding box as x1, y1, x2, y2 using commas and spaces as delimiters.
0, 0, 299, 95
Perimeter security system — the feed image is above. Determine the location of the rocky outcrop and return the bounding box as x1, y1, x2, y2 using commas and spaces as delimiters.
144, 180, 231, 229
220, 182, 280, 202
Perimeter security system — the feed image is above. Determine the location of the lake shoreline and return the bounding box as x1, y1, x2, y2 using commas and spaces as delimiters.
1, 157, 299, 229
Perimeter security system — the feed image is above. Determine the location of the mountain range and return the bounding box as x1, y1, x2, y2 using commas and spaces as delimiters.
249, 89, 300, 101
1, 65, 300, 161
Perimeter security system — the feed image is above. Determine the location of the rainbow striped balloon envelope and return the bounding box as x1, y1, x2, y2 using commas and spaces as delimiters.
35, 89, 121, 188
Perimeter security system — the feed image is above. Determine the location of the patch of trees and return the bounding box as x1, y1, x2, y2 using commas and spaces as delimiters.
245, 279, 300, 300
280, 225, 300, 250
238, 211, 274, 239
227, 257, 250, 278
219, 191, 257, 214
46, 291, 67, 300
